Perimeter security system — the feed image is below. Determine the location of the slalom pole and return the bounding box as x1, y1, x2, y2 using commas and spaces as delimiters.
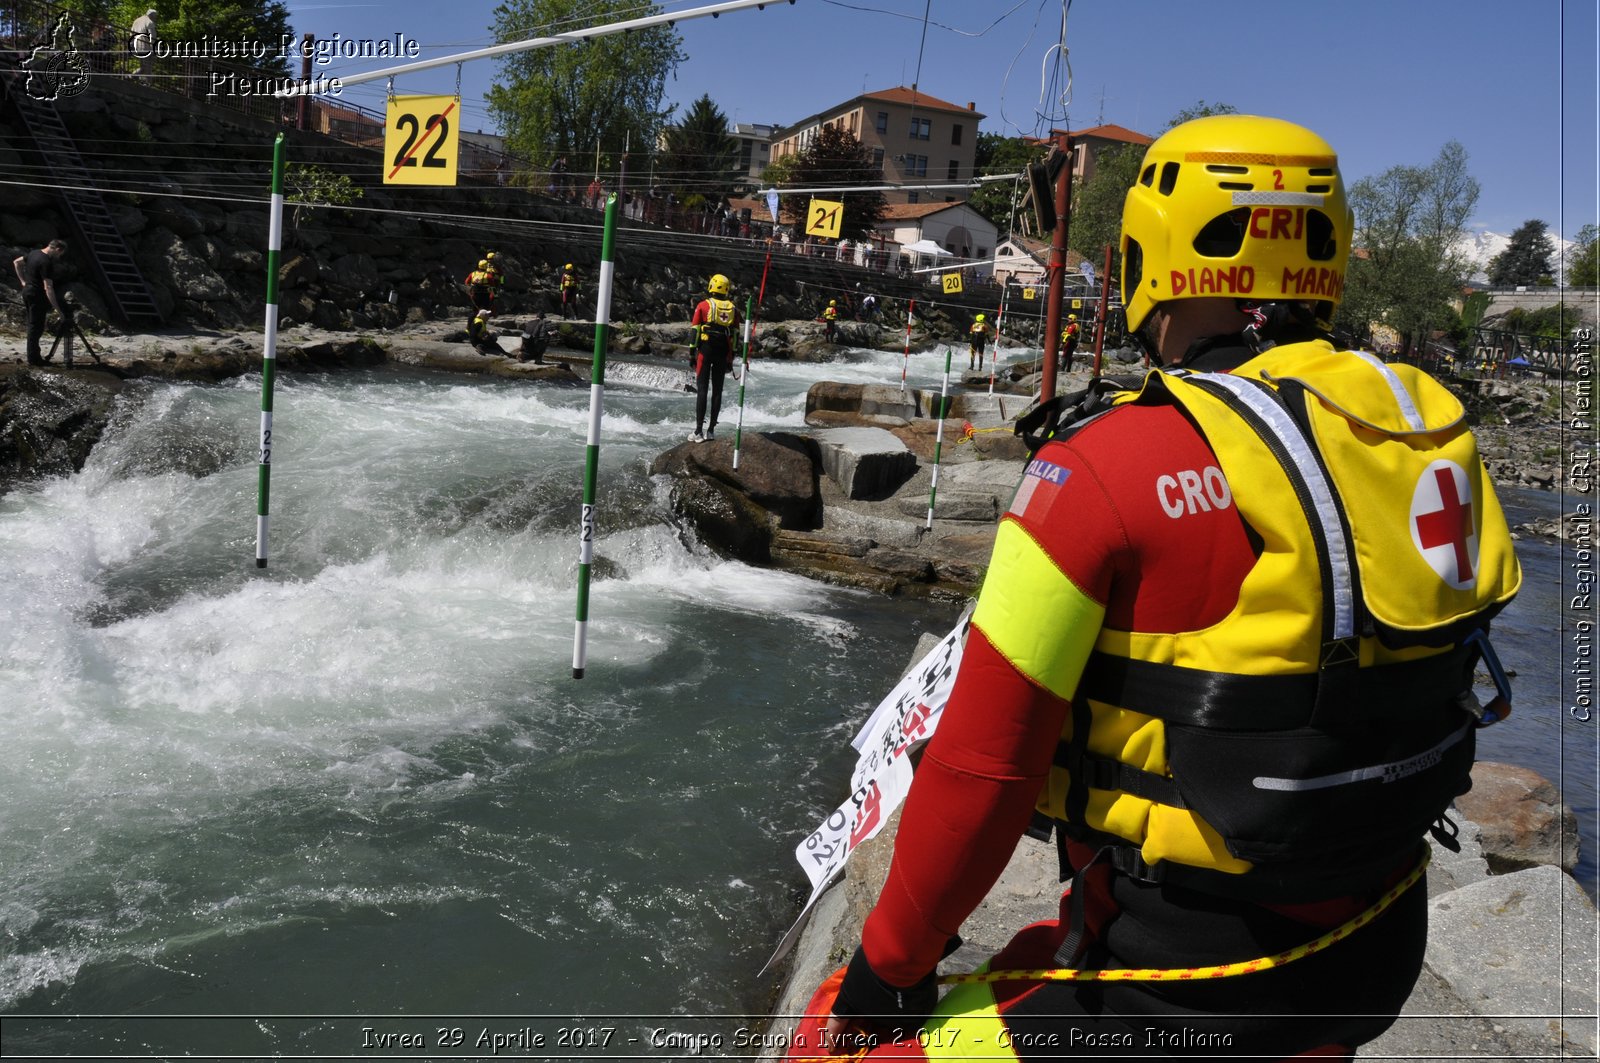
899, 298, 916, 393
573, 193, 620, 680
254, 133, 285, 570
988, 289, 1006, 396
732, 294, 754, 470
731, 252, 771, 471
925, 344, 953, 530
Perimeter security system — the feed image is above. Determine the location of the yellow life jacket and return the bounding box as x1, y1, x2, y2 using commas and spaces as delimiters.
697, 297, 737, 357
1030, 342, 1521, 898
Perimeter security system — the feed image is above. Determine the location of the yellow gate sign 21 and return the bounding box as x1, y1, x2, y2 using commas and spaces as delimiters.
384, 95, 460, 186
805, 198, 844, 239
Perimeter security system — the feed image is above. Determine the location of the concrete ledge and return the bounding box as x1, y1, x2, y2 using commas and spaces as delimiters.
811, 427, 919, 500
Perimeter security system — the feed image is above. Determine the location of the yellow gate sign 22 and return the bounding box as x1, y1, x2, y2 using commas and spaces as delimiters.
805, 198, 844, 239
941, 272, 964, 294
384, 95, 460, 186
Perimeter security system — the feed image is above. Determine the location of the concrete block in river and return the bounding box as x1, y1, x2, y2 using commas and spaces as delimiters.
811, 427, 918, 501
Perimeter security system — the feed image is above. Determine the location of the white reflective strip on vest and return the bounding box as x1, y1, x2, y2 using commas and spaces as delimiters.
1253, 721, 1471, 791
1200, 374, 1356, 641
1352, 350, 1426, 432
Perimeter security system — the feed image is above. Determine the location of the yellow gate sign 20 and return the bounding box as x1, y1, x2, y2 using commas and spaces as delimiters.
384, 95, 460, 186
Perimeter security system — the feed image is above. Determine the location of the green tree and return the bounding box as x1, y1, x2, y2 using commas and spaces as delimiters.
1569, 224, 1600, 288
285, 163, 363, 229
1337, 141, 1479, 350
1163, 100, 1238, 131
487, 0, 685, 174
658, 94, 741, 201
58, 0, 291, 73
965, 133, 1048, 235
774, 124, 886, 241
1068, 142, 1142, 274
1487, 219, 1557, 287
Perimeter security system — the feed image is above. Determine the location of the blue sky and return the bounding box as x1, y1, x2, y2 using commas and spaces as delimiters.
284, 0, 1596, 241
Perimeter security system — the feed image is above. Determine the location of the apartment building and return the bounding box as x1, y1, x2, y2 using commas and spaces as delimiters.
770, 86, 984, 205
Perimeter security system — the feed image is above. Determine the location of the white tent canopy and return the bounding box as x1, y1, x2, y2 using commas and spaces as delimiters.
901, 238, 953, 257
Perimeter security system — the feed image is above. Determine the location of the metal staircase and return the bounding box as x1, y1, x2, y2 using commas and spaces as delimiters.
2, 67, 165, 327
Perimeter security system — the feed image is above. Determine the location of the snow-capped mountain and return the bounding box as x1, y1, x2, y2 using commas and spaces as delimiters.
1454, 228, 1577, 286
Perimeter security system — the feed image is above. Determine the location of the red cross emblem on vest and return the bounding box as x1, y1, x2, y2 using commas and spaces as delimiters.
1410, 460, 1477, 589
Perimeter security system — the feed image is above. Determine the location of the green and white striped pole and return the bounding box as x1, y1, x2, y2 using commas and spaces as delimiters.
255, 133, 285, 569
732, 252, 771, 472
925, 344, 953, 530
573, 193, 619, 679
731, 294, 754, 471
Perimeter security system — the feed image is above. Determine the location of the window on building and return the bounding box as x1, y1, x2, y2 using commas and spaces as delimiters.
947, 160, 959, 181
876, 111, 888, 133
872, 148, 885, 169
910, 117, 931, 140
952, 123, 963, 145
908, 191, 920, 203
977, 247, 987, 259
904, 154, 927, 176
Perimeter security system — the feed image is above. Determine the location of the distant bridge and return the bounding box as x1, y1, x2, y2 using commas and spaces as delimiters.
1467, 325, 1589, 376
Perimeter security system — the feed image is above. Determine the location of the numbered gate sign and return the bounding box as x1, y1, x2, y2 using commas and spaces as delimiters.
805, 198, 844, 239
1022, 286, 1036, 300
384, 95, 460, 186
941, 272, 964, 294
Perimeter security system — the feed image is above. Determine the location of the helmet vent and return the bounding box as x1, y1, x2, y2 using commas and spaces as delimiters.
1308, 167, 1335, 177
1158, 162, 1180, 196
1192, 208, 1251, 258
1205, 164, 1249, 175
1306, 210, 1338, 261
1306, 184, 1331, 193
1140, 164, 1156, 187
1218, 181, 1252, 191
1123, 238, 1143, 295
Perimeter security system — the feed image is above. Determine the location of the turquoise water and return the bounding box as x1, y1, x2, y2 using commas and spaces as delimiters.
0, 345, 1587, 1058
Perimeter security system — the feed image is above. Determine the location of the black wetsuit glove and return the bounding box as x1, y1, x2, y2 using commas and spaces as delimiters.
831, 937, 961, 1037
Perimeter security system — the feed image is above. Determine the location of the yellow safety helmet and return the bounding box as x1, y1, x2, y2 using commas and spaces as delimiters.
708, 273, 731, 296
975, 313, 985, 322
829, 299, 836, 306
477, 259, 489, 269
1119, 114, 1352, 336
486, 251, 498, 260
1068, 313, 1077, 321
564, 262, 573, 270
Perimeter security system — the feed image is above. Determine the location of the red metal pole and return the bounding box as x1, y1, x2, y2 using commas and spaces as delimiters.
1040, 134, 1072, 404
296, 35, 312, 131
1091, 242, 1112, 377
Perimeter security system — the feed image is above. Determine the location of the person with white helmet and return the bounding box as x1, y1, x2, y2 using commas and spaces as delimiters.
788, 114, 1521, 1061
462, 258, 498, 334
686, 273, 741, 442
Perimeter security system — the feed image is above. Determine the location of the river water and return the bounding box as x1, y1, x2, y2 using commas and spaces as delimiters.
0, 344, 1589, 1059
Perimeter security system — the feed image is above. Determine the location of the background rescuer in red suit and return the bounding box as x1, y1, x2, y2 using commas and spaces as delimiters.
786, 115, 1520, 1061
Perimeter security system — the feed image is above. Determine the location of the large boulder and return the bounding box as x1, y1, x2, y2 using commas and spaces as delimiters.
0, 366, 123, 495
650, 431, 823, 561
1454, 761, 1580, 873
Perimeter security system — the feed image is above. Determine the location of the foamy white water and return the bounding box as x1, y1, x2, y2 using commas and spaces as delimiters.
0, 351, 967, 1054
